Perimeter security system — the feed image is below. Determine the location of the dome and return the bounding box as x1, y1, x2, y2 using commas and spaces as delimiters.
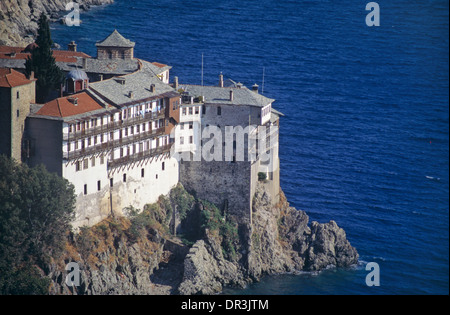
67, 69, 89, 81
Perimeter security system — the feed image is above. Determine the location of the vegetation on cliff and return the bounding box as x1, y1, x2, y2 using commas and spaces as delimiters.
0, 156, 75, 294
0, 156, 358, 295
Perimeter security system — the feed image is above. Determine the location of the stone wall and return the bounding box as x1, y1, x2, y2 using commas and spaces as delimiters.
11, 81, 35, 161
25, 116, 63, 175
179, 159, 253, 224
0, 80, 35, 161
0, 87, 12, 158
97, 47, 134, 60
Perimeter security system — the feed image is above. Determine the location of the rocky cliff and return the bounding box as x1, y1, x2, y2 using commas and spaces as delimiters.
0, 0, 114, 46
178, 183, 358, 294
44, 183, 358, 295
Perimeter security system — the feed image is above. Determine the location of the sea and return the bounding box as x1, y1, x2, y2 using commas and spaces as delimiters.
50, 0, 449, 295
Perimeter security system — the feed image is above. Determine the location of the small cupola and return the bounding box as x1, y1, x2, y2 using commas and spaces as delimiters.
66, 69, 89, 94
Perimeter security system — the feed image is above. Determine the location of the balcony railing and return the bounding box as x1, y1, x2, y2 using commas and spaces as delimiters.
63, 110, 166, 141
63, 127, 166, 160
63, 142, 110, 160
107, 143, 173, 169
109, 127, 166, 149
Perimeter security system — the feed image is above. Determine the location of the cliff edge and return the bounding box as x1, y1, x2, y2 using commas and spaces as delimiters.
178, 183, 358, 294
44, 183, 358, 295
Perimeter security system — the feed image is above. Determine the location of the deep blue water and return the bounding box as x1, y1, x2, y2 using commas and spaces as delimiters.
51, 0, 449, 295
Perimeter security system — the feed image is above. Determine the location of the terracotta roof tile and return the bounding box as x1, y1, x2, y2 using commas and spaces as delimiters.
0, 46, 24, 53
152, 62, 168, 68
35, 92, 105, 118
0, 68, 34, 88
0, 45, 91, 64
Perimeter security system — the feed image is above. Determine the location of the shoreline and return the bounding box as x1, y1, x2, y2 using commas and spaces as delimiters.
0, 0, 115, 47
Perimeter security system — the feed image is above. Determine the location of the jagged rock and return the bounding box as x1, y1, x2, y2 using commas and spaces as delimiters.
177, 183, 358, 295
43, 183, 358, 295
304, 220, 359, 271
0, 0, 114, 46
178, 230, 244, 295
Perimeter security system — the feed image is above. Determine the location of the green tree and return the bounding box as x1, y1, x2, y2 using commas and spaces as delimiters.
25, 14, 65, 103
0, 156, 76, 294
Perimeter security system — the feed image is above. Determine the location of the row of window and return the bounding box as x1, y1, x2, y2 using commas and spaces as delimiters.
75, 155, 105, 171
179, 122, 194, 130
67, 120, 166, 152
261, 104, 272, 117
68, 99, 166, 133
181, 106, 200, 116
179, 136, 194, 145
81, 162, 166, 195
73, 136, 169, 171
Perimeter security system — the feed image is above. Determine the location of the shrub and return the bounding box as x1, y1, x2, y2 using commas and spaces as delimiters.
199, 200, 239, 261
258, 172, 267, 181
0, 156, 75, 294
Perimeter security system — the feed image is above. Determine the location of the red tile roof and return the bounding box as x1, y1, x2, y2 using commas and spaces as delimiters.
0, 45, 91, 63
35, 92, 105, 118
0, 52, 31, 60
0, 68, 34, 88
52, 50, 91, 59
152, 62, 168, 68
0, 46, 25, 53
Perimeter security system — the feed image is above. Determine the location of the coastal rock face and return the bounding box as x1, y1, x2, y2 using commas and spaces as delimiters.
178, 236, 244, 295
304, 220, 359, 271
44, 184, 358, 295
177, 183, 359, 294
0, 0, 114, 46
45, 217, 180, 295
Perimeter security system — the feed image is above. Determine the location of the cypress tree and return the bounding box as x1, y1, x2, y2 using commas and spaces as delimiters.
25, 14, 65, 103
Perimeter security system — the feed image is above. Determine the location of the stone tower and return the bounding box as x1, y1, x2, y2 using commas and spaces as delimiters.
95, 29, 135, 60
0, 68, 36, 161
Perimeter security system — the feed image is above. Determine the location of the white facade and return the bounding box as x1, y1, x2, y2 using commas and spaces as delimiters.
59, 94, 178, 229
174, 103, 202, 158
63, 149, 178, 229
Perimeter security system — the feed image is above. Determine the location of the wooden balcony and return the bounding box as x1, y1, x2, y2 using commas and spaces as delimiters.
63, 110, 166, 141
63, 127, 166, 160
109, 127, 166, 149
107, 143, 173, 169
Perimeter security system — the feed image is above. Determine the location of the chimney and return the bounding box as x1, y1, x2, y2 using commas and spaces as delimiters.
128, 91, 134, 98
174, 76, 179, 90
219, 73, 224, 88
29, 71, 35, 80
68, 41, 77, 52
82, 57, 87, 69
99, 74, 103, 81
229, 90, 234, 101
252, 83, 259, 93
68, 97, 78, 106
150, 84, 156, 93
